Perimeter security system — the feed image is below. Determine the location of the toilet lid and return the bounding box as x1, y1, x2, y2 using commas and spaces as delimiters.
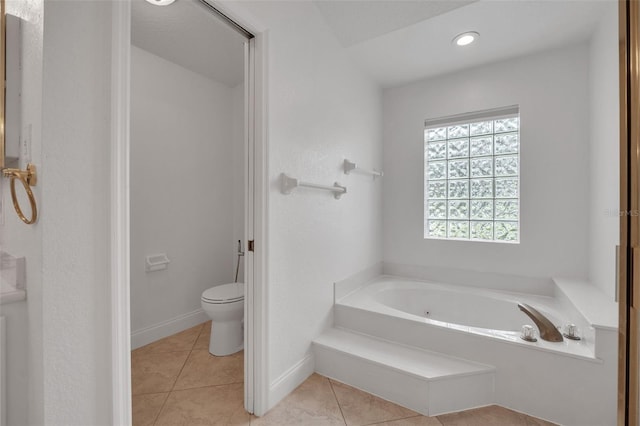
202, 283, 244, 304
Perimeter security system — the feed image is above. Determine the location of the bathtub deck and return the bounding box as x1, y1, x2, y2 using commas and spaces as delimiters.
313, 327, 496, 416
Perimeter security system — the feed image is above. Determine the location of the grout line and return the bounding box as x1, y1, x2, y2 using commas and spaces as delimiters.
133, 322, 207, 355
152, 329, 196, 425
135, 322, 249, 423
364, 414, 440, 426
153, 382, 248, 426
151, 391, 171, 426
131, 390, 169, 397
169, 349, 193, 392
132, 348, 196, 355
363, 416, 414, 426
190, 321, 208, 351
131, 390, 175, 397
327, 378, 348, 426
172, 381, 245, 393
327, 378, 442, 426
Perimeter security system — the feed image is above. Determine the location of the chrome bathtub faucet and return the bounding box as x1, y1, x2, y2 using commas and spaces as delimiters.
517, 303, 564, 342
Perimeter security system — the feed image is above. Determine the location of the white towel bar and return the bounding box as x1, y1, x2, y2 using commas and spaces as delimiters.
344, 159, 383, 179
280, 173, 347, 199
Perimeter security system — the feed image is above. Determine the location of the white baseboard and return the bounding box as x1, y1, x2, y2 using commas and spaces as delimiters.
131, 309, 209, 350
267, 354, 314, 411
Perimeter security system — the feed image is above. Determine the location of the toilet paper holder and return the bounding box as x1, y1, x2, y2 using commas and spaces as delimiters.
145, 253, 170, 272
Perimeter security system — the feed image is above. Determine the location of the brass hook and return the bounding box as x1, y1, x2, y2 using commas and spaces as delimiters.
2, 163, 38, 225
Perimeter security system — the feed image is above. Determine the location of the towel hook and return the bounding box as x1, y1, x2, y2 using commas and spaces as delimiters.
2, 163, 38, 224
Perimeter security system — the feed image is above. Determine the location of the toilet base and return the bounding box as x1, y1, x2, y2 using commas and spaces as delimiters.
209, 320, 244, 356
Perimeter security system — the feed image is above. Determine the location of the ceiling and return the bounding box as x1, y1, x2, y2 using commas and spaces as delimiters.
131, 0, 246, 87
131, 0, 615, 90
312, 0, 477, 47
315, 0, 615, 88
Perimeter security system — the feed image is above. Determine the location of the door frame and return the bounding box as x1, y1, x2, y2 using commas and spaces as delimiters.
109, 1, 269, 423
619, 0, 639, 424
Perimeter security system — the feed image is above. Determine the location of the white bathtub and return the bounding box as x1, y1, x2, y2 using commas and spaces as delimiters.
331, 273, 617, 425
338, 277, 595, 359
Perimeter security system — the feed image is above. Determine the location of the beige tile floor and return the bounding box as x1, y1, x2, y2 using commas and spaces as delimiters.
132, 321, 556, 426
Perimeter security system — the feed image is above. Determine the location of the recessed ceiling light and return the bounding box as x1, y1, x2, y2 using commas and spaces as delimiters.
145, 0, 176, 5
453, 31, 479, 47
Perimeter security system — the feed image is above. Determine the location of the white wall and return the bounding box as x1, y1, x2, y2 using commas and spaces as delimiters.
0, 0, 381, 421
130, 46, 243, 339
40, 1, 112, 423
232, 83, 245, 283
235, 1, 383, 406
588, 4, 619, 300
383, 44, 590, 281
0, 0, 44, 424
0, 0, 619, 424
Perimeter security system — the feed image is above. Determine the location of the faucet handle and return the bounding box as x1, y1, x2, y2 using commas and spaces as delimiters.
520, 325, 538, 342
563, 324, 581, 341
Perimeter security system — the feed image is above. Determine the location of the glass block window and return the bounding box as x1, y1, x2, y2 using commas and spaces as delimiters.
424, 106, 520, 243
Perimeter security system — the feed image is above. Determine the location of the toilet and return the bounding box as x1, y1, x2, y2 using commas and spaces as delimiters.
201, 282, 244, 356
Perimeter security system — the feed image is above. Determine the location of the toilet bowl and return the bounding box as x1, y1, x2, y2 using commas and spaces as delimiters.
201, 283, 244, 356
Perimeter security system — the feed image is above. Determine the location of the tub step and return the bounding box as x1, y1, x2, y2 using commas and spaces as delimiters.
313, 328, 495, 416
